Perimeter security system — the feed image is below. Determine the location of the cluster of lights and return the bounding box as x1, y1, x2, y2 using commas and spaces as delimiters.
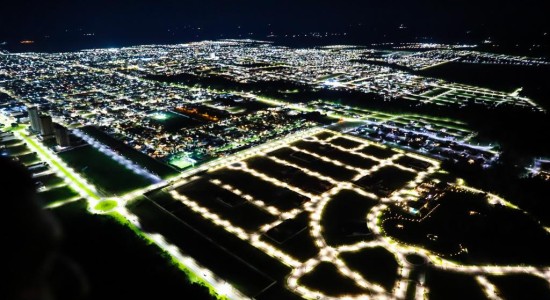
0, 115, 244, 300
166, 129, 550, 299
8, 104, 549, 300
167, 130, 439, 299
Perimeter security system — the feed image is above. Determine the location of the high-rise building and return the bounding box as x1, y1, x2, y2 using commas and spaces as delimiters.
54, 124, 71, 147
39, 115, 54, 137
28, 106, 41, 133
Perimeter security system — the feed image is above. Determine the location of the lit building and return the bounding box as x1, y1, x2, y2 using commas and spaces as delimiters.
28, 106, 41, 133
39, 115, 54, 137
54, 124, 71, 147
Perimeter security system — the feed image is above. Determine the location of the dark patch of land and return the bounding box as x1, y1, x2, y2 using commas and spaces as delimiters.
208, 94, 273, 114
2, 143, 29, 156
330, 137, 363, 149
176, 178, 276, 232
246, 156, 334, 194
425, 268, 487, 300
59, 145, 154, 196
340, 247, 399, 291
35, 173, 64, 188
209, 168, 309, 211
51, 200, 214, 300
16, 152, 39, 165
261, 213, 319, 262
358, 145, 398, 160
382, 190, 550, 265
314, 131, 335, 140
0, 137, 22, 147
395, 155, 433, 171
488, 274, 550, 300
321, 189, 377, 245
129, 191, 297, 299
355, 166, 416, 197
267, 147, 358, 181
38, 186, 79, 205
298, 262, 367, 297
293, 140, 378, 170
443, 158, 550, 227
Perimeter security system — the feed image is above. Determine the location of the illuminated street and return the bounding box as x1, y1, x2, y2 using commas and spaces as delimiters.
166, 129, 550, 299
1, 24, 549, 298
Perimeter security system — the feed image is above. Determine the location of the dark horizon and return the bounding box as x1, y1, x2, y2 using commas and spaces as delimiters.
1, 0, 549, 54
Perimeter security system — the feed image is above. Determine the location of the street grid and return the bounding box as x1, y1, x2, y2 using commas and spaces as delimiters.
3, 114, 549, 299
1, 39, 549, 299
167, 129, 550, 299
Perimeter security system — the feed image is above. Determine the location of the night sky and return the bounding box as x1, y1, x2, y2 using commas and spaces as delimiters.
1, 0, 549, 50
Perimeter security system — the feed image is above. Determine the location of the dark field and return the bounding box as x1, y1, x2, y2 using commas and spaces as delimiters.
425, 268, 486, 300
321, 189, 377, 245
129, 193, 296, 298
38, 185, 79, 205
51, 200, 214, 300
340, 247, 399, 291
59, 145, 154, 196
176, 178, 276, 231
35, 173, 64, 187
207, 96, 272, 114
330, 137, 363, 149
3, 143, 29, 156
0, 137, 21, 147
383, 190, 550, 265
16, 152, 40, 165
395, 155, 433, 171
246, 156, 334, 194
261, 213, 319, 262
358, 145, 398, 160
314, 131, 336, 140
488, 274, 550, 300
292, 140, 378, 170
354, 166, 416, 197
298, 262, 367, 297
209, 168, 309, 211
267, 147, 358, 181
